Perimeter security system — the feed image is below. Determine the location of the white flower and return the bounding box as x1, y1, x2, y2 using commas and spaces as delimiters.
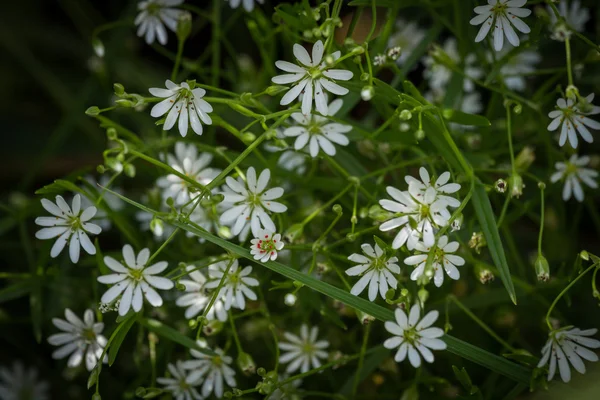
373, 54, 387, 66
470, 0, 532, 51
250, 229, 284, 262
204, 260, 259, 311
175, 265, 228, 322
47, 308, 107, 371
272, 40, 353, 116
158, 361, 203, 400
491, 49, 540, 92
346, 243, 400, 301
278, 151, 307, 174
548, 0, 590, 41
35, 194, 102, 264
279, 325, 329, 373
404, 236, 465, 287
387, 20, 425, 66
547, 93, 600, 148
97, 244, 174, 316
135, 0, 185, 45
0, 362, 49, 400
270, 375, 302, 400
538, 327, 600, 383
424, 38, 483, 95
183, 347, 236, 399
461, 92, 483, 115
550, 154, 598, 202
149, 80, 213, 137
157, 142, 220, 205
405, 168, 462, 209
383, 304, 447, 368
219, 167, 287, 240
225, 0, 263, 12
283, 99, 351, 158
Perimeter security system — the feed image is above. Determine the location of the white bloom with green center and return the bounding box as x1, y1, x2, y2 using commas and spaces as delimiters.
35, 194, 102, 264
278, 325, 330, 374
346, 243, 400, 301
157, 361, 203, 400
157, 142, 220, 205
387, 20, 425, 66
219, 167, 287, 241
250, 229, 284, 262
547, 0, 590, 41
183, 347, 236, 399
225, 0, 263, 12
383, 304, 447, 368
550, 154, 598, 202
0, 362, 49, 400
538, 327, 600, 383
283, 99, 351, 158
469, 0, 532, 51
547, 93, 600, 148
404, 235, 465, 287
97, 244, 174, 316
272, 40, 353, 116
405, 167, 462, 209
47, 308, 107, 371
204, 260, 259, 311
149, 80, 213, 137
175, 265, 228, 321
135, 0, 185, 45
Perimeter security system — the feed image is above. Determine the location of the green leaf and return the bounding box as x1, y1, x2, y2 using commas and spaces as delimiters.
0, 280, 32, 303
442, 109, 491, 127
99, 187, 531, 383
140, 318, 216, 356
472, 181, 517, 304
30, 279, 43, 343
453, 365, 479, 395
35, 179, 87, 196
340, 346, 389, 394
108, 314, 137, 366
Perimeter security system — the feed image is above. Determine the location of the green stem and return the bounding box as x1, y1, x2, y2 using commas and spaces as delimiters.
505, 102, 516, 175
171, 37, 186, 82
148, 228, 179, 264
196, 258, 235, 339
211, 0, 221, 88
299, 184, 352, 227
538, 186, 545, 255
565, 36, 574, 87
352, 323, 371, 396
228, 310, 243, 354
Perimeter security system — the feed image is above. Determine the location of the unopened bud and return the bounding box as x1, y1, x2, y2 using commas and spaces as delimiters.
241, 132, 256, 144
92, 38, 105, 58
418, 287, 429, 304
203, 319, 224, 336
150, 218, 164, 237
351, 46, 365, 55
332, 204, 343, 215
475, 264, 495, 284
284, 293, 297, 306
85, 106, 100, 116
495, 178, 507, 193
535, 254, 550, 282
113, 83, 125, 96
361, 86, 374, 101
469, 232, 487, 254
451, 214, 463, 232
265, 85, 288, 96
176, 12, 192, 41
566, 84, 579, 100
414, 129, 425, 141
237, 352, 256, 376
115, 99, 135, 108
399, 110, 412, 120
360, 72, 370, 82
580, 250, 589, 260
509, 173, 524, 198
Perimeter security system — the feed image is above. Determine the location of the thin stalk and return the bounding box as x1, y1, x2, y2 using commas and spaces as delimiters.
352, 324, 371, 396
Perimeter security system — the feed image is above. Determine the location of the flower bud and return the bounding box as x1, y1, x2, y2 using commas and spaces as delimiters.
324, 54, 335, 66
360, 72, 370, 82
92, 38, 105, 58
451, 214, 463, 232
509, 173, 524, 198
85, 106, 100, 116
113, 83, 125, 96
176, 12, 192, 41
418, 287, 429, 304
386, 46, 402, 61
237, 352, 256, 376
218, 225, 233, 239
468, 232, 486, 254
150, 218, 164, 237
332, 204, 343, 215
514, 146, 535, 171
535, 254, 550, 282
115, 99, 135, 108
284, 293, 297, 306
203, 319, 224, 336
399, 122, 410, 132
351, 46, 365, 55
475, 264, 494, 284
124, 163, 136, 178
241, 132, 256, 144
284, 224, 304, 243
566, 84, 580, 101
414, 129, 425, 141
399, 110, 412, 120
106, 128, 118, 141
580, 250, 589, 260
265, 85, 288, 96
358, 311, 375, 325
494, 178, 507, 193
92, 394, 102, 400
361, 86, 374, 101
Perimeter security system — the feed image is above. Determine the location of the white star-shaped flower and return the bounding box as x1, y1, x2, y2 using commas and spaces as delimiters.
175, 265, 228, 322
250, 229, 285, 262
272, 40, 353, 115
404, 235, 465, 287
0, 362, 49, 400
405, 167, 462, 209
183, 347, 236, 399
149, 80, 213, 137
547, 0, 590, 41
156, 142, 220, 205
157, 361, 203, 400
547, 93, 600, 148
47, 308, 107, 371
203, 260, 259, 311
538, 327, 600, 383
550, 154, 598, 202
283, 99, 351, 158
219, 167, 287, 240
383, 304, 447, 368
97, 244, 174, 316
135, 0, 185, 45
346, 243, 400, 301
225, 0, 263, 12
470, 0, 532, 51
35, 194, 102, 264
278, 325, 329, 374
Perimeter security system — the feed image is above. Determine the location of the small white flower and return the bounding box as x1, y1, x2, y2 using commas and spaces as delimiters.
538, 327, 600, 383
547, 93, 600, 148
383, 304, 447, 368
272, 40, 353, 115
461, 92, 483, 115
279, 325, 329, 374
35, 194, 102, 264
404, 236, 465, 287
135, 0, 185, 45
405, 167, 462, 209
97, 244, 174, 316
550, 154, 598, 202
346, 243, 400, 301
278, 151, 307, 174
547, 0, 590, 41
270, 374, 302, 400
176, 265, 228, 321
183, 347, 236, 399
283, 99, 351, 158
0, 362, 49, 400
219, 167, 287, 240
225, 0, 263, 12
373, 54, 387, 66
492, 49, 540, 92
47, 308, 107, 371
157, 361, 203, 400
157, 142, 220, 205
250, 229, 284, 262
470, 0, 532, 51
387, 20, 425, 65
204, 260, 259, 311
149, 80, 213, 137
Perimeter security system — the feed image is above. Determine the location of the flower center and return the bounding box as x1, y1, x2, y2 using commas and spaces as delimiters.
302, 342, 315, 354
491, 3, 507, 16
419, 203, 430, 219
212, 355, 223, 367
146, 3, 162, 15
308, 123, 322, 134
69, 215, 82, 231
404, 328, 420, 345
256, 235, 278, 255
308, 66, 322, 79
82, 328, 97, 343
565, 162, 578, 176
128, 268, 144, 282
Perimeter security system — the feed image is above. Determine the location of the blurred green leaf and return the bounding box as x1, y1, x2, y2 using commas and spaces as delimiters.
442, 109, 491, 127
0, 280, 32, 303
108, 314, 137, 366
140, 318, 215, 356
